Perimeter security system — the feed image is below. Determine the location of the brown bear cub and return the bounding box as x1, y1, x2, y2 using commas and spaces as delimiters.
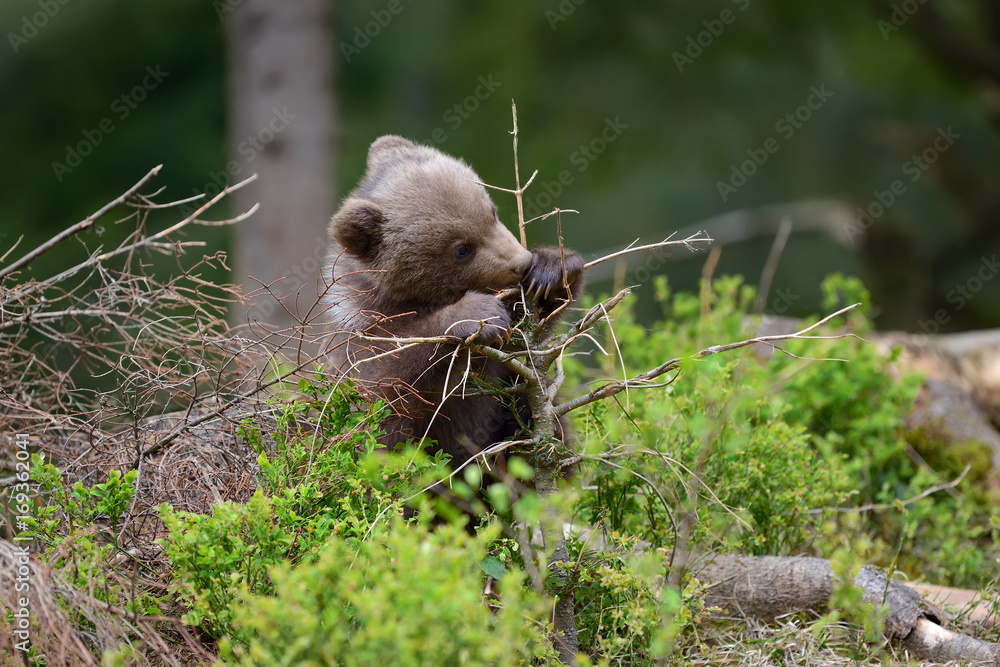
325, 135, 583, 467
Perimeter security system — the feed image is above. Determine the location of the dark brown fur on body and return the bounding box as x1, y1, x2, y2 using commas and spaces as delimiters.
325, 135, 583, 466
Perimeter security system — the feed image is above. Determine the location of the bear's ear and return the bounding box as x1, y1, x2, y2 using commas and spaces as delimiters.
367, 135, 417, 170
330, 198, 385, 260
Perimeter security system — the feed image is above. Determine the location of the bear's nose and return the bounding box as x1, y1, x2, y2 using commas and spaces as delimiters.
515, 249, 533, 277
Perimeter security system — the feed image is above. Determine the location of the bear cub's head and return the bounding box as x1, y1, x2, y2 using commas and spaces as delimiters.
329, 136, 532, 310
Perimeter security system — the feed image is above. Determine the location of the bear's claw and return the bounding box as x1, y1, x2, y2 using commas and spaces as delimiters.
524, 246, 584, 305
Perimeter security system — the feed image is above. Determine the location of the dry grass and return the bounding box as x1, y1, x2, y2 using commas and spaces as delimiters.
680, 615, 998, 666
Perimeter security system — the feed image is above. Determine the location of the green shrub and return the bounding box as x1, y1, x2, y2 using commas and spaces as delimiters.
572, 276, 854, 559
27, 456, 138, 541
769, 276, 922, 503
571, 533, 711, 666
21, 457, 165, 617
766, 276, 999, 584
158, 378, 448, 638
570, 274, 1000, 593
220, 520, 558, 666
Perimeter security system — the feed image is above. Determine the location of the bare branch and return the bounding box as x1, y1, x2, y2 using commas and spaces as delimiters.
0, 165, 162, 281
3, 173, 258, 309
807, 465, 970, 515
753, 215, 793, 313
582, 230, 713, 271
510, 100, 528, 248
523, 207, 578, 227
695, 302, 863, 358
0, 234, 24, 264
131, 349, 328, 469
557, 302, 863, 416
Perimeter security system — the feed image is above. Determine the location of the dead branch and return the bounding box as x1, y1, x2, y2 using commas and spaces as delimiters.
696, 302, 863, 357
555, 302, 862, 416
130, 348, 328, 469
753, 215, 793, 313
0, 165, 163, 281
581, 230, 713, 271
511, 101, 529, 248
0, 166, 315, 664
500, 100, 579, 663
806, 465, 971, 515
2, 173, 257, 311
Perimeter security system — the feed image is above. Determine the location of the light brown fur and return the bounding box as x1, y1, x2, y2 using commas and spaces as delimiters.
325, 136, 583, 466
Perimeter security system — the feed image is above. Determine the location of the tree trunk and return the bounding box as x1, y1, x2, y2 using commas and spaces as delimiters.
534, 465, 579, 664
226, 0, 336, 355
523, 354, 579, 663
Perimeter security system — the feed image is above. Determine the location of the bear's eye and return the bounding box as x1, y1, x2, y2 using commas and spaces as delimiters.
454, 243, 471, 260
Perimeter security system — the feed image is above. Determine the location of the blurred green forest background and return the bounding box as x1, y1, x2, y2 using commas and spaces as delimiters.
2, 0, 998, 332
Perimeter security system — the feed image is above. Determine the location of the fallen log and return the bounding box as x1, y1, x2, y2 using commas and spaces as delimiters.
694, 555, 1000, 664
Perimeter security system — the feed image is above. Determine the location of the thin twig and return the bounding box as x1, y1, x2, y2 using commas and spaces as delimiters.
0, 235, 24, 264
583, 231, 713, 270
556, 302, 863, 416
523, 207, 578, 227
807, 465, 970, 515
3, 174, 257, 308
131, 348, 328, 468
754, 215, 793, 313
696, 302, 863, 357
587, 456, 678, 563
511, 100, 528, 248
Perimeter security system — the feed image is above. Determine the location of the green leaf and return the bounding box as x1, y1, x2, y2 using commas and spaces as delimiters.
478, 556, 506, 580
507, 457, 533, 481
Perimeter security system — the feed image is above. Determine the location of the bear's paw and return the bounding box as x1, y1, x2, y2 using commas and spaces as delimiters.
524, 246, 584, 301
446, 292, 512, 346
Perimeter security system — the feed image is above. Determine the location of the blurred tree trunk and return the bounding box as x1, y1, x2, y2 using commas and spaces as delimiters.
864, 0, 1000, 330
226, 0, 336, 356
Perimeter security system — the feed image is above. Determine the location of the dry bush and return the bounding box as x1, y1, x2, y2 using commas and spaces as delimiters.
0, 166, 341, 665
